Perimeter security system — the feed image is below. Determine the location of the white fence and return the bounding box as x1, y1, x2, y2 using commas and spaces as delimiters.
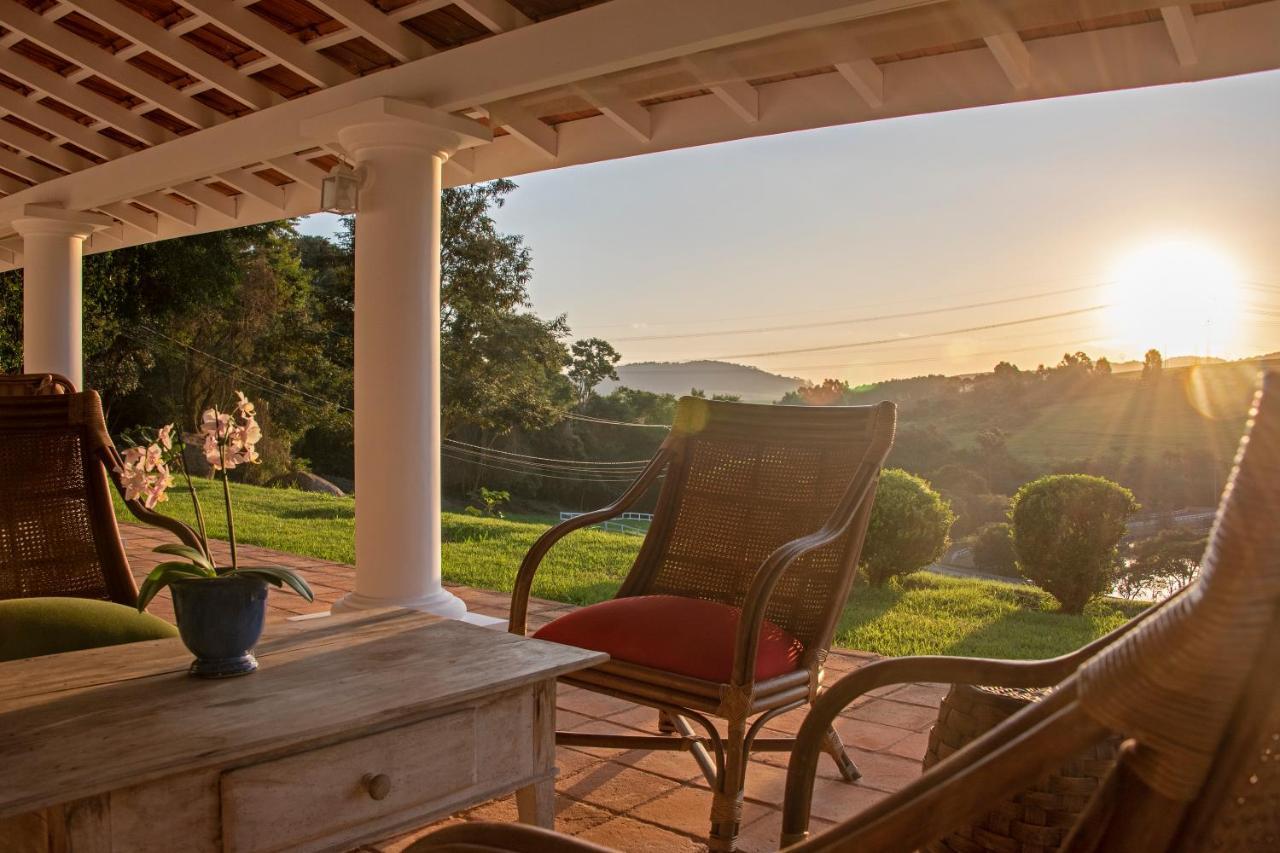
559, 511, 653, 536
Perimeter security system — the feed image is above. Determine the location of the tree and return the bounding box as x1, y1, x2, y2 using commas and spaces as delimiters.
972, 522, 1018, 577
1010, 474, 1138, 613
862, 469, 955, 586
1128, 528, 1207, 599
1142, 348, 1163, 381
1093, 356, 1112, 377
567, 337, 621, 407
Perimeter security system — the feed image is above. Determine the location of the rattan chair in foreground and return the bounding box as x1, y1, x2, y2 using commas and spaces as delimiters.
411, 372, 1279, 852
508, 396, 896, 851
0, 373, 203, 606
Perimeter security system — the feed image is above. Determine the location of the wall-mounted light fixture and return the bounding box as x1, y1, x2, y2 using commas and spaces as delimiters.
321, 163, 360, 214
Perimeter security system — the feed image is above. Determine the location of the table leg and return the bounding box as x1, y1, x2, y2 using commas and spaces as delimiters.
515, 778, 554, 829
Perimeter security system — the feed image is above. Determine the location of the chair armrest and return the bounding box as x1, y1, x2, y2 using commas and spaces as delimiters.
509, 449, 672, 635
777, 601, 1166, 844
100, 445, 205, 553
406, 822, 613, 852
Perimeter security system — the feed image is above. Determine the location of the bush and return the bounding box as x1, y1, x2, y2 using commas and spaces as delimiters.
862, 469, 955, 587
1010, 475, 1138, 613
950, 492, 1011, 537
972, 522, 1018, 577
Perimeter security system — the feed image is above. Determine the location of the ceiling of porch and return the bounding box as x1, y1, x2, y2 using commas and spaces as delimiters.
0, 0, 1275, 269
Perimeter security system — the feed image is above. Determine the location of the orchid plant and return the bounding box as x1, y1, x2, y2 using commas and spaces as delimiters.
117, 392, 314, 612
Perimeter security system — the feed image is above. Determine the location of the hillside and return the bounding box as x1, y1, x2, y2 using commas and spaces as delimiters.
600, 360, 804, 403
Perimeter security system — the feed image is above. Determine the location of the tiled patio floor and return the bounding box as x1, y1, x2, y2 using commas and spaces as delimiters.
121, 524, 944, 853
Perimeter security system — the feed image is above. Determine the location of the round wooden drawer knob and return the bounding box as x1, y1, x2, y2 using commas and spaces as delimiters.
362, 773, 392, 801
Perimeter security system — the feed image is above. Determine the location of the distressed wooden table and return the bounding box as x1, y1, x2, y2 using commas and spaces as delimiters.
0, 608, 605, 853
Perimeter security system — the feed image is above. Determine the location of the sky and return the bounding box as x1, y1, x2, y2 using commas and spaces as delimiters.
298, 69, 1280, 385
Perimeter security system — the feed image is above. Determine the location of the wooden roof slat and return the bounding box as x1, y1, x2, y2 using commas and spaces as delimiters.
174, 0, 353, 88
0, 0, 217, 127
63, 0, 283, 110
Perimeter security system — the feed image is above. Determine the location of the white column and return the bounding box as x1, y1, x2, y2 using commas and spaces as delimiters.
13, 206, 112, 390
303, 99, 490, 617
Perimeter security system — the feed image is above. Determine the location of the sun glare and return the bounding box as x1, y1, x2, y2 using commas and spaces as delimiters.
1106, 240, 1241, 358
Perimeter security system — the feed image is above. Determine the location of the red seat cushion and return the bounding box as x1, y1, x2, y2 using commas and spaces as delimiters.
532, 594, 804, 683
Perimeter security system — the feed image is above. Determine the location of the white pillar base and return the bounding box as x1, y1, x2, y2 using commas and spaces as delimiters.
330, 587, 468, 619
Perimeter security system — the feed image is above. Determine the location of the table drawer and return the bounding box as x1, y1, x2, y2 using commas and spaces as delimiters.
220, 708, 477, 853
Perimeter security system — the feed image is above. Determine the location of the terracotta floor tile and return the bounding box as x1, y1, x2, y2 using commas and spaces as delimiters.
612, 747, 708, 784
630, 785, 769, 841
847, 698, 939, 733
884, 730, 931, 761
806, 778, 888, 824
887, 683, 950, 708
831, 716, 913, 752
737, 809, 839, 853
562, 764, 680, 814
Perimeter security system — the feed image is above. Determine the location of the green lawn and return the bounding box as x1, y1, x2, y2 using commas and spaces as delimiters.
119, 480, 1148, 659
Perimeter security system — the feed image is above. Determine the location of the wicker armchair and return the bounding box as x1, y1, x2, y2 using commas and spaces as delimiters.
410, 372, 1279, 852
509, 396, 896, 851
0, 373, 203, 607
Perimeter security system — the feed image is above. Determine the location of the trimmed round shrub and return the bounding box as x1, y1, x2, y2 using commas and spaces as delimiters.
862, 469, 955, 587
972, 521, 1018, 577
1010, 474, 1138, 613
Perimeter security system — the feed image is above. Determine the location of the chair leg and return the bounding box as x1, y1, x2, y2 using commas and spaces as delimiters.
821, 724, 862, 783
709, 717, 748, 852
657, 710, 677, 734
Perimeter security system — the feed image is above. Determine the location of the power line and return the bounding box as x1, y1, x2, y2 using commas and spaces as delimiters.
611, 283, 1105, 343
441, 450, 647, 483
769, 335, 1110, 373
445, 438, 651, 466
710, 305, 1108, 360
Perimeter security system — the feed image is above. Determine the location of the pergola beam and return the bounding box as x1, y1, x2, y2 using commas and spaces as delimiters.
96, 201, 159, 235
0, 122, 93, 174
0, 58, 171, 148
62, 0, 282, 112
0, 0, 217, 129
1161, 5, 1199, 67
681, 54, 758, 123
485, 100, 558, 158
215, 168, 286, 210
171, 181, 238, 222
266, 154, 330, 190
133, 192, 197, 229
984, 31, 1033, 90
454, 0, 532, 34
0, 146, 62, 185
172, 0, 354, 90
306, 0, 431, 63
571, 80, 651, 142
0, 86, 126, 161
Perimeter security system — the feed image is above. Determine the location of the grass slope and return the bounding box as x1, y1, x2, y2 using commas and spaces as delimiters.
120, 480, 1147, 659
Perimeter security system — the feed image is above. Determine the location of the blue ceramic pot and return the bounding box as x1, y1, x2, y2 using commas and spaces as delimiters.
171, 574, 268, 678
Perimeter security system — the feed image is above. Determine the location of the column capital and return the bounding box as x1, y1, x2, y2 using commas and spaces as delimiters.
13, 205, 114, 239
301, 97, 491, 159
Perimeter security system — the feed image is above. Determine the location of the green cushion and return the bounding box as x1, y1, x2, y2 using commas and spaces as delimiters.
0, 597, 178, 662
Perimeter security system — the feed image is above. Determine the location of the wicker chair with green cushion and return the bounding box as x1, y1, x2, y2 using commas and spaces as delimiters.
0, 373, 203, 608
510, 395, 896, 851
0, 597, 177, 662
409, 372, 1280, 853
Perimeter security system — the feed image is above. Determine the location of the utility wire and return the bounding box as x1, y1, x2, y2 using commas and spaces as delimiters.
612, 283, 1105, 343
710, 306, 1108, 360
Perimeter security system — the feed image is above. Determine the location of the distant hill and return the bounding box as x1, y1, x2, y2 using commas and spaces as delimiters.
1110, 355, 1226, 373
601, 360, 804, 403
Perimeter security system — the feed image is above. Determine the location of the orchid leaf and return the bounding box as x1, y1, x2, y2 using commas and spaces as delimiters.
234, 567, 315, 603
153, 543, 214, 571
135, 562, 211, 612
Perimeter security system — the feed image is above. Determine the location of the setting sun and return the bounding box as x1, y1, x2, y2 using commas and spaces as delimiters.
1106, 240, 1242, 357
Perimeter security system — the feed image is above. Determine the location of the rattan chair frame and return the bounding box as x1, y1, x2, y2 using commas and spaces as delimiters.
411, 372, 1280, 853
0, 373, 203, 607
509, 397, 896, 851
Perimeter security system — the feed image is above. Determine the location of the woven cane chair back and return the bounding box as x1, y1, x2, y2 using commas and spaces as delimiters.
0, 388, 137, 605
618, 397, 895, 652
